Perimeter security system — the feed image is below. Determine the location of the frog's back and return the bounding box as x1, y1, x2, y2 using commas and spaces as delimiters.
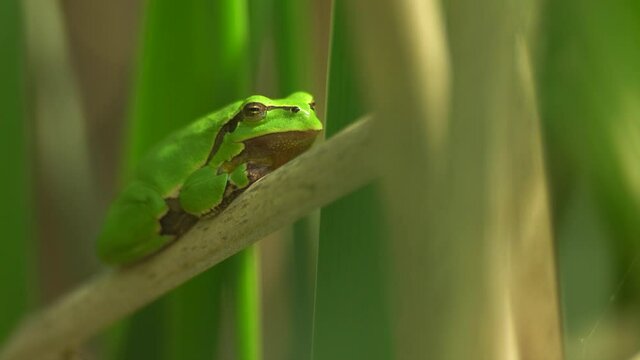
134, 100, 242, 196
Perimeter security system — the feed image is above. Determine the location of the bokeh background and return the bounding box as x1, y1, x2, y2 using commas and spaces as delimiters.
2, 0, 640, 359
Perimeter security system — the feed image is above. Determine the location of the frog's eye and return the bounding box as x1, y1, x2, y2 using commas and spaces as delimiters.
243, 102, 267, 121
309, 101, 316, 111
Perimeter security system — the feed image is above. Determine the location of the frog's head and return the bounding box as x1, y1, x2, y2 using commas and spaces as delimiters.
227, 92, 323, 169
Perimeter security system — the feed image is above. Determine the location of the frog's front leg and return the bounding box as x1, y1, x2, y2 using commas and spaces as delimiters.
179, 166, 230, 216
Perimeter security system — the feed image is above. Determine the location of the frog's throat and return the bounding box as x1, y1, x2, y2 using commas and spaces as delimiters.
236, 130, 320, 170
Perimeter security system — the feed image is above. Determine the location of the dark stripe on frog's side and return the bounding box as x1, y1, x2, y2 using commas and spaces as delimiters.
205, 112, 242, 165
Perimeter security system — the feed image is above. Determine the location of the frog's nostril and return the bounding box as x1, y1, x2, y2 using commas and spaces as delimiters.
291, 106, 300, 113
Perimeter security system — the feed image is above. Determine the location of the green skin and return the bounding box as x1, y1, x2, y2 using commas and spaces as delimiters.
98, 92, 322, 264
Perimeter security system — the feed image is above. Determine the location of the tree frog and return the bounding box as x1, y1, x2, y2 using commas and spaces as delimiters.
97, 92, 322, 264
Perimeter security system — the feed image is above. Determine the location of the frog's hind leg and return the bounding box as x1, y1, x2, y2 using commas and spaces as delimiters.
97, 182, 172, 265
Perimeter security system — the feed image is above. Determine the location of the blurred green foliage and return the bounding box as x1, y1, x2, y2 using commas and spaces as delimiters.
0, 0, 34, 343
538, 0, 640, 357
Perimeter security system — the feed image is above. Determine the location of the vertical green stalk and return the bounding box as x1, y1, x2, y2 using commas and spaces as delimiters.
0, 0, 34, 343
312, 2, 392, 360
273, 0, 313, 93
109, 1, 257, 359
234, 245, 262, 360
272, 0, 317, 359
